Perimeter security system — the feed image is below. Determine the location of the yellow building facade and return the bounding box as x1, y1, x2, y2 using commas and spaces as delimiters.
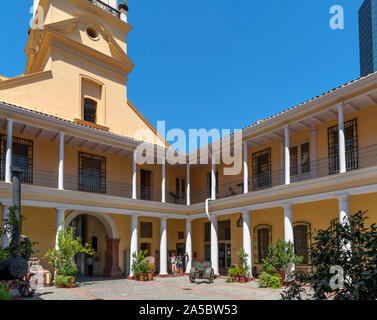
1, 0, 377, 277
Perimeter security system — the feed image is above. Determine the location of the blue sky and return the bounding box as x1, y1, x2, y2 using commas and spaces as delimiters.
1, 0, 365, 151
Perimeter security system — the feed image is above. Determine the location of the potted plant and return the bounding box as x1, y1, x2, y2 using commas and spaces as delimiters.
236, 249, 250, 283
262, 239, 303, 286
119, 0, 128, 12
148, 263, 155, 281
227, 266, 238, 282
131, 250, 149, 281
45, 220, 95, 288
139, 260, 149, 281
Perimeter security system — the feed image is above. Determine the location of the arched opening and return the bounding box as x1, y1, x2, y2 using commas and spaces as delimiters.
65, 212, 123, 278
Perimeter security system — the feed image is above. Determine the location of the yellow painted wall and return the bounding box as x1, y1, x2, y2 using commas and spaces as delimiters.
20, 206, 57, 274
350, 193, 377, 227
167, 219, 186, 252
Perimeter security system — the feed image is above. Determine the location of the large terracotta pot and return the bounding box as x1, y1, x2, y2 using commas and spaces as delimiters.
140, 274, 146, 281
239, 274, 247, 284
148, 271, 154, 281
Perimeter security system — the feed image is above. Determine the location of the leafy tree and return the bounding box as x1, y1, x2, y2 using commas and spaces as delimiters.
44, 220, 95, 276
263, 239, 303, 272
282, 211, 377, 300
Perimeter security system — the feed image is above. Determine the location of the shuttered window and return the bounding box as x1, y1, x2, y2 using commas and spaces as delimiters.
293, 222, 311, 265
253, 224, 272, 264
252, 148, 271, 190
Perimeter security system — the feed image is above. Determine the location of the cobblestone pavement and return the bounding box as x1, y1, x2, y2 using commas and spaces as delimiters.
16, 276, 283, 300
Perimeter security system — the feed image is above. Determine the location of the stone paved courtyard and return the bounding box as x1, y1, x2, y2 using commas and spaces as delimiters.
16, 276, 283, 300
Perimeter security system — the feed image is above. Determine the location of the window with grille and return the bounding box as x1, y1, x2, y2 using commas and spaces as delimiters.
206, 171, 219, 198
140, 222, 153, 238
0, 135, 33, 184
252, 148, 271, 190
253, 224, 272, 264
293, 222, 311, 265
84, 98, 97, 123
78, 152, 106, 193
328, 119, 358, 175
178, 231, 184, 240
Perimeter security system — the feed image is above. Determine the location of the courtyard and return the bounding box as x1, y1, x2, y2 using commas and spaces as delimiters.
16, 276, 283, 301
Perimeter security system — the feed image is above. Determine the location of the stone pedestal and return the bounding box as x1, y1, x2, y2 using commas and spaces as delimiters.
103, 239, 123, 278
28, 258, 51, 288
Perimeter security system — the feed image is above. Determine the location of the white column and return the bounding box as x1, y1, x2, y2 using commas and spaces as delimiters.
55, 208, 65, 249
58, 132, 65, 190
338, 103, 346, 174
185, 219, 192, 273
1, 202, 11, 248
186, 164, 191, 206
5, 119, 13, 183
283, 204, 295, 275
210, 216, 219, 275
162, 159, 166, 203
130, 214, 138, 277
242, 210, 253, 278
160, 216, 168, 275
132, 150, 137, 199
338, 195, 351, 252
211, 160, 216, 200
284, 124, 290, 185
243, 142, 249, 194
280, 140, 285, 185
310, 128, 318, 178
